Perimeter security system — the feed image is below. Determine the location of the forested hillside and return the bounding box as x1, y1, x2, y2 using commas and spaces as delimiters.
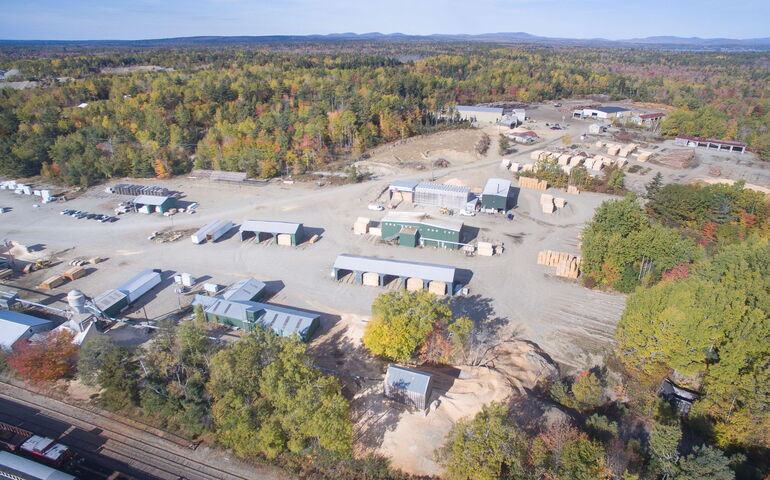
1, 44, 769, 186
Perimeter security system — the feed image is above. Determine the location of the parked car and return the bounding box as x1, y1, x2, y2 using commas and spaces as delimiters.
459, 210, 476, 217
367, 204, 384, 211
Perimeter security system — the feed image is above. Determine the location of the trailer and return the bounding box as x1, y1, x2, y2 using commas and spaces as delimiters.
191, 220, 234, 244
117, 269, 162, 304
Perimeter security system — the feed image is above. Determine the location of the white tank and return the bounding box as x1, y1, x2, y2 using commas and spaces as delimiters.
67, 289, 87, 314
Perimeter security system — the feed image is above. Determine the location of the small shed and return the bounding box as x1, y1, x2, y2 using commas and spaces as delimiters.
133, 195, 177, 214
384, 365, 434, 410
481, 178, 511, 211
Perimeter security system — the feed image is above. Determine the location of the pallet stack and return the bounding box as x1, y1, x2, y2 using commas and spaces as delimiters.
537, 250, 581, 279
353, 217, 371, 235
518, 177, 548, 190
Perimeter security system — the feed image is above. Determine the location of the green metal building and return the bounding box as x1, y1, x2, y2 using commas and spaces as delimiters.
202, 298, 320, 342
481, 178, 512, 212
239, 220, 305, 246
133, 195, 177, 214
381, 212, 464, 249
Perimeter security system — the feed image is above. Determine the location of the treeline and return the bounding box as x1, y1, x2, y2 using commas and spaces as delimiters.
1, 317, 416, 480
1, 44, 768, 186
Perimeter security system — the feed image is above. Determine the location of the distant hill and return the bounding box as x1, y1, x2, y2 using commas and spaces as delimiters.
2, 32, 770, 50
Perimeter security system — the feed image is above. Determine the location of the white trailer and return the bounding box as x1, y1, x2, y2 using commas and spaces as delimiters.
117, 269, 162, 304
191, 220, 233, 244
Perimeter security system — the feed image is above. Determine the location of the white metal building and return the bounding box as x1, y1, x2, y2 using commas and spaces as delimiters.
0, 310, 53, 350
454, 106, 504, 123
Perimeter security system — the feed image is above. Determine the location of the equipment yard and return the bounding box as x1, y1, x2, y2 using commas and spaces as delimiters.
1, 101, 766, 477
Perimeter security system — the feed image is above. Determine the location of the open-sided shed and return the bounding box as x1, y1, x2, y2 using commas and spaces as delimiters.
240, 220, 304, 245
333, 254, 460, 295
132, 195, 177, 214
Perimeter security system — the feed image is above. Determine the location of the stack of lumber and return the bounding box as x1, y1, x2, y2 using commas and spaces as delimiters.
594, 141, 604, 148
500, 158, 511, 169
39, 275, 65, 290
518, 177, 548, 190
308, 234, 320, 244
477, 241, 495, 257
567, 185, 580, 195
0, 268, 12, 280
537, 250, 581, 279
530, 150, 544, 161
509, 162, 521, 172
557, 154, 571, 166
554, 198, 566, 208
619, 144, 638, 158
276, 234, 292, 246
607, 144, 621, 156
637, 151, 653, 162
62, 266, 86, 281
353, 217, 371, 235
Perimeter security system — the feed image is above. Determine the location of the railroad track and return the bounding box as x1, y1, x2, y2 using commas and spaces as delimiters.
0, 382, 254, 480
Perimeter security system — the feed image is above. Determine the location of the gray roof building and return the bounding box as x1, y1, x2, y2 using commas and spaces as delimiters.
221, 278, 266, 302
384, 365, 434, 410
240, 220, 302, 235
333, 254, 457, 284
0, 311, 53, 350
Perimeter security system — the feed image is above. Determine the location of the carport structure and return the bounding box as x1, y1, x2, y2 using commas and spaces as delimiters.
332, 254, 459, 295
239, 220, 304, 246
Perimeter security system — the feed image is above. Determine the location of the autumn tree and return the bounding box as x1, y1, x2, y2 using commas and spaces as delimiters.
363, 291, 452, 363
7, 330, 78, 382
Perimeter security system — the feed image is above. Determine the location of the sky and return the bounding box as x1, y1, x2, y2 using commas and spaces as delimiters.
1, 0, 769, 41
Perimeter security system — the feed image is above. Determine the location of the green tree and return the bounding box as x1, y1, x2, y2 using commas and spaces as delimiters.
498, 134, 511, 154
645, 172, 664, 200
673, 446, 734, 480
363, 291, 451, 362
77, 335, 120, 387
571, 372, 605, 411
437, 402, 525, 480
648, 423, 682, 477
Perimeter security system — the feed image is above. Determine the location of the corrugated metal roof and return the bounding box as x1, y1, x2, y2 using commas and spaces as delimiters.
93, 289, 127, 310
382, 211, 463, 232
592, 106, 630, 114
133, 195, 172, 206
0, 311, 52, 349
191, 294, 218, 309
415, 183, 470, 195
455, 105, 504, 114
333, 254, 456, 283
483, 178, 512, 197
204, 299, 319, 338
389, 180, 418, 191
385, 366, 432, 395
240, 220, 302, 235
639, 112, 665, 119
117, 269, 161, 295
192, 220, 233, 240
222, 278, 266, 302
0, 451, 76, 480
676, 135, 747, 147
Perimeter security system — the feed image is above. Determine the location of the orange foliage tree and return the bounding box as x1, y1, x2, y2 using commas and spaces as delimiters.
7, 330, 78, 382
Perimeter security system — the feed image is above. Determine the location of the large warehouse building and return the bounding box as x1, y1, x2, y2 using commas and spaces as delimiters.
414, 183, 472, 210
192, 277, 319, 342
481, 178, 512, 212
573, 106, 632, 120
380, 212, 464, 249
0, 310, 53, 350
333, 254, 462, 295
454, 105, 504, 123
240, 220, 305, 246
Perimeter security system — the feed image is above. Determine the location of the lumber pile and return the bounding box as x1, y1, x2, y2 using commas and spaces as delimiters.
500, 158, 511, 169
508, 162, 521, 172
353, 217, 370, 235
62, 266, 86, 281
518, 177, 548, 190
654, 149, 696, 169
39, 275, 65, 290
0, 268, 12, 280
637, 151, 653, 162
567, 185, 580, 195
537, 250, 582, 279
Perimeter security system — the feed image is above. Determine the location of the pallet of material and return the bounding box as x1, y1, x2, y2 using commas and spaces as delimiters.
39, 275, 66, 290
537, 250, 582, 279
89, 257, 103, 264
62, 266, 86, 281
308, 234, 320, 244
518, 177, 548, 190
566, 185, 580, 195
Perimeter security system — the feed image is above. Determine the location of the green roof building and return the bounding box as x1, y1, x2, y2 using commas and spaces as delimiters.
381, 212, 464, 249
481, 178, 512, 212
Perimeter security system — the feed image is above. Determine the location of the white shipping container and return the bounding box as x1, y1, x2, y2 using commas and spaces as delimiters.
118, 269, 162, 304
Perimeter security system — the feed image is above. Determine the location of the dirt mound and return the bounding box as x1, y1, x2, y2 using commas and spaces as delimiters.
651, 149, 697, 169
